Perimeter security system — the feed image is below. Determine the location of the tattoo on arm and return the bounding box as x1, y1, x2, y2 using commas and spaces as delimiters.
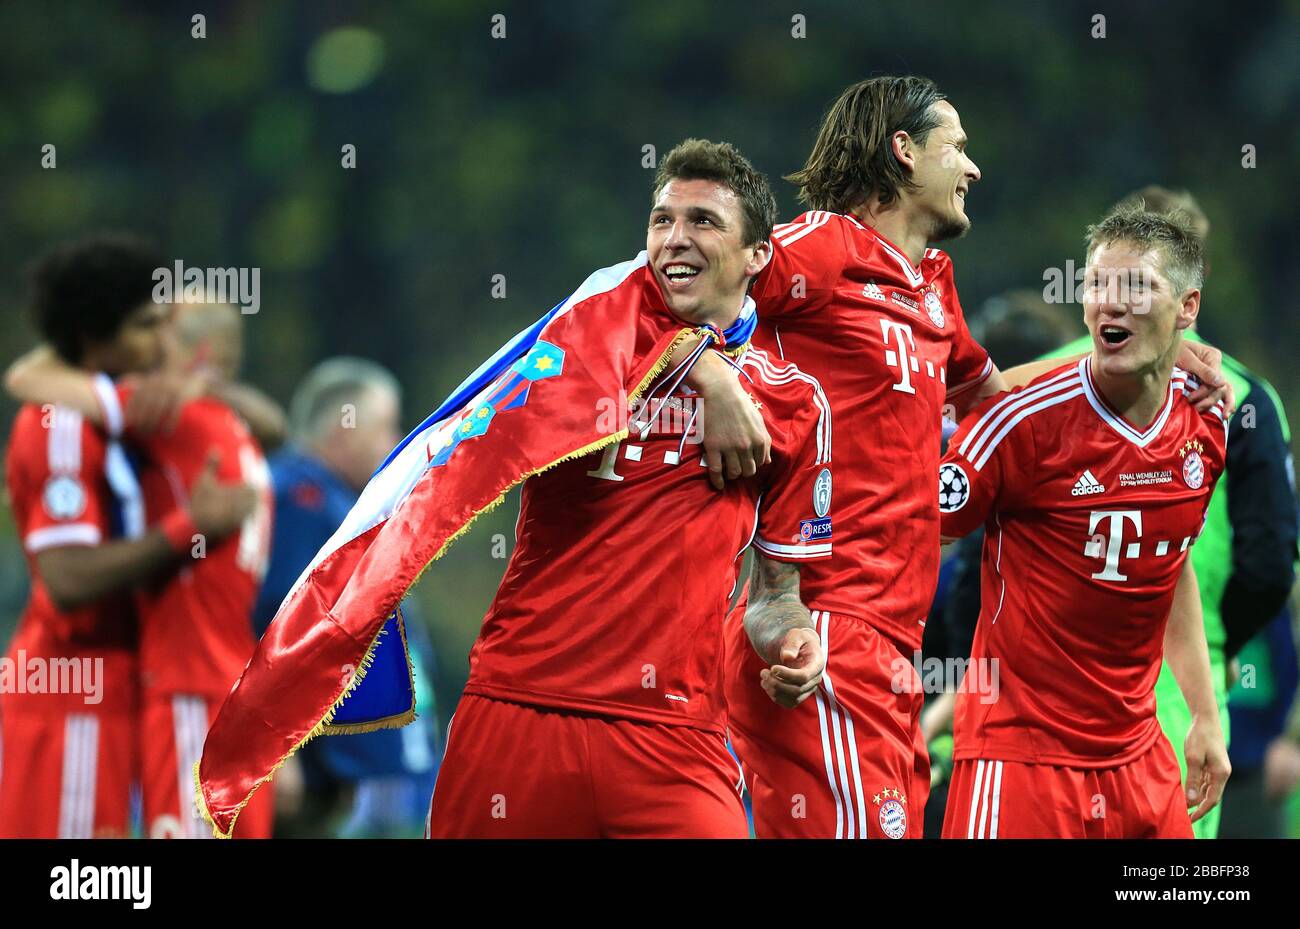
744, 551, 813, 664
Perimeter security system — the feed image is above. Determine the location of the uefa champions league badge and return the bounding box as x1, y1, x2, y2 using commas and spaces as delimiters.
925, 290, 945, 328
938, 462, 969, 512
1179, 439, 1206, 489
873, 788, 908, 839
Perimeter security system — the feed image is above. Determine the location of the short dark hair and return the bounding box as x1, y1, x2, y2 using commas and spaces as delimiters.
787, 75, 948, 213
1085, 205, 1205, 296
29, 233, 165, 364
652, 139, 777, 245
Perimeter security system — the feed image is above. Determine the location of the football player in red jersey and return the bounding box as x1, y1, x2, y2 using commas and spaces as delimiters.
426, 140, 834, 838
938, 206, 1230, 838
7, 300, 280, 838
0, 236, 255, 838
713, 76, 1232, 839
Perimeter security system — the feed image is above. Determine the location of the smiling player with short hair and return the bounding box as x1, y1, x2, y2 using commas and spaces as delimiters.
426, 140, 834, 838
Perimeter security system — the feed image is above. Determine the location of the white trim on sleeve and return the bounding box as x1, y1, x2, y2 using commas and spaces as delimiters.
753, 537, 831, 559
25, 522, 102, 552
945, 357, 994, 398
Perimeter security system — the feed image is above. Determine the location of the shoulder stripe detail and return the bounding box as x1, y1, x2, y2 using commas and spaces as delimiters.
1172, 365, 1228, 433
971, 387, 1084, 471
772, 211, 833, 248
46, 407, 84, 474
743, 350, 832, 465
92, 374, 124, 438
946, 357, 995, 398
958, 366, 1082, 461
741, 350, 832, 464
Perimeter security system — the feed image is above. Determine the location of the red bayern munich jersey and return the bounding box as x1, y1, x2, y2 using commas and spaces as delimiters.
4, 401, 139, 711
463, 343, 833, 733
750, 211, 992, 652
106, 384, 273, 700
940, 357, 1228, 766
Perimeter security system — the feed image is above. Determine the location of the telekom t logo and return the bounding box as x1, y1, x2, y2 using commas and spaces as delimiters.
880, 319, 917, 394
1084, 509, 1142, 581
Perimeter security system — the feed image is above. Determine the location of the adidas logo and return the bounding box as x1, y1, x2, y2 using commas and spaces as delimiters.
1071, 470, 1106, 496
863, 281, 886, 302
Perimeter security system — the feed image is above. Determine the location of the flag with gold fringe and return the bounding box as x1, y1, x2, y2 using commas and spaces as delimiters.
195, 252, 755, 837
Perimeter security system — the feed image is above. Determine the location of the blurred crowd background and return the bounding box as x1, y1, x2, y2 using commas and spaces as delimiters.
0, 0, 1297, 836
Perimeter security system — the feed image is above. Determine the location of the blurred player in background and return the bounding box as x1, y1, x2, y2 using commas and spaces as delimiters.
428, 140, 833, 838
0, 235, 255, 837
1224, 599, 1300, 838
7, 289, 279, 837
257, 357, 440, 838
939, 206, 1230, 837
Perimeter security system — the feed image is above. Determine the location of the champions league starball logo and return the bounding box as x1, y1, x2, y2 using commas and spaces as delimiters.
938, 462, 969, 513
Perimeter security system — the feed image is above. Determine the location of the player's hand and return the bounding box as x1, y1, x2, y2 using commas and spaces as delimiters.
189, 450, 257, 539
760, 627, 825, 709
1184, 714, 1231, 823
1262, 737, 1300, 801
124, 370, 210, 433
690, 353, 771, 490
1177, 341, 1234, 415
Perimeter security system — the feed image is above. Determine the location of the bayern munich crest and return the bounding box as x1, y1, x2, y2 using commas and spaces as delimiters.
924, 291, 945, 328
938, 462, 969, 513
1183, 449, 1205, 489
875, 788, 908, 839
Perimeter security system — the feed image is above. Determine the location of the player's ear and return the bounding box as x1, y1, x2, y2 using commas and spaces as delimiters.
1175, 289, 1200, 331
891, 130, 916, 173
745, 239, 772, 280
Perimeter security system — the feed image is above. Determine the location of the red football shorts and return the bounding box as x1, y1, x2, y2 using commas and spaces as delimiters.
140, 692, 273, 839
0, 697, 137, 838
426, 694, 748, 838
724, 607, 929, 839
942, 736, 1193, 838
